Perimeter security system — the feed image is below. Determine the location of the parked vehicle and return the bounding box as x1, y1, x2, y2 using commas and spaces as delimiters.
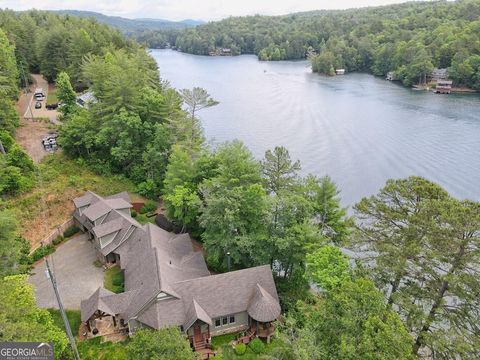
42, 133, 59, 152
46, 103, 59, 110
35, 101, 42, 109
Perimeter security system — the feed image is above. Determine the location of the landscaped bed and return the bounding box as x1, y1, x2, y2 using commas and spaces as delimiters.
104, 265, 124, 293
211, 333, 285, 359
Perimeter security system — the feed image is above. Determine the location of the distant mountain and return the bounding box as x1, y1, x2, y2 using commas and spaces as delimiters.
54, 10, 204, 32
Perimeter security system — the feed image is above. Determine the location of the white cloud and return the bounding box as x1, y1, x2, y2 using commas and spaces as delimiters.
0, 0, 426, 21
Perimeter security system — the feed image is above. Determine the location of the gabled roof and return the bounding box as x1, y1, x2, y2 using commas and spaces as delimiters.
92, 217, 124, 238
73, 191, 95, 208
77, 191, 281, 329
105, 198, 132, 210
80, 287, 116, 321
184, 299, 212, 330
82, 199, 112, 221
171, 265, 279, 321
81, 287, 139, 322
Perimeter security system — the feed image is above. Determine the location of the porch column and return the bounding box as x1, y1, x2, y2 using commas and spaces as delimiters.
112, 315, 117, 327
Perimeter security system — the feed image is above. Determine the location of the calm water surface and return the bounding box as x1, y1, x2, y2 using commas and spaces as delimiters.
151, 49, 480, 207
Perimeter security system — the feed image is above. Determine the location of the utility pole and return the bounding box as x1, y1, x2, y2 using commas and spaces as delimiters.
45, 257, 81, 360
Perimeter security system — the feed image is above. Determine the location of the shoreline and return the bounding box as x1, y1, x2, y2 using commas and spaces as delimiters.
152, 49, 479, 94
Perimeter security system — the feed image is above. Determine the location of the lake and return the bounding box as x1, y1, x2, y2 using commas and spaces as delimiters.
150, 49, 480, 207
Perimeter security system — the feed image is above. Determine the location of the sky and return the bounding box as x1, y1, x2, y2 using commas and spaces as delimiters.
1, 0, 432, 21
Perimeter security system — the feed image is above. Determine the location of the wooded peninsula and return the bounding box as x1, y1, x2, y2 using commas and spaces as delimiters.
136, 0, 480, 88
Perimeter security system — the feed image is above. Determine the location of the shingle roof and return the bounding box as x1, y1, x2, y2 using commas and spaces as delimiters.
183, 299, 212, 330
77, 192, 280, 329
247, 284, 281, 322
171, 265, 279, 320
105, 198, 132, 210
73, 191, 95, 208
92, 217, 124, 238
106, 191, 131, 203
80, 287, 116, 321
82, 200, 111, 221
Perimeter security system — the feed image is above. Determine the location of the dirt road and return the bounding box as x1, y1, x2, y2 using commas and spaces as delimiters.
15, 74, 60, 163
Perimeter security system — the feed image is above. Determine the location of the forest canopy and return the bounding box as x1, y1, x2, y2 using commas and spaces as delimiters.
141, 0, 480, 88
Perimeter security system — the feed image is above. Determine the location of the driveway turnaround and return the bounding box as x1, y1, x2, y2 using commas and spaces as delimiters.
28, 234, 104, 310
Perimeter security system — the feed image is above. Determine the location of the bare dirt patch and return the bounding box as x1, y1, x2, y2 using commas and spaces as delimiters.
15, 74, 60, 163
15, 118, 55, 164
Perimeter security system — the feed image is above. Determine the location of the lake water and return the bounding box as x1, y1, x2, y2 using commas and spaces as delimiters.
150, 49, 480, 207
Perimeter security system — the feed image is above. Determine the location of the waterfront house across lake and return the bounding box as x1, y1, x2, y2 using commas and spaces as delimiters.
74, 191, 281, 353
434, 80, 453, 94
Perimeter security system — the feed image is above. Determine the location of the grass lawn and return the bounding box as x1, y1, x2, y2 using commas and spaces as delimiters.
5, 153, 143, 248
211, 333, 285, 359
47, 308, 82, 336
104, 265, 124, 293
46, 88, 58, 105
77, 337, 128, 360
134, 212, 156, 225
48, 308, 128, 359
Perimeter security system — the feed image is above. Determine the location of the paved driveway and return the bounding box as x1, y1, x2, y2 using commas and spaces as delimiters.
28, 234, 104, 310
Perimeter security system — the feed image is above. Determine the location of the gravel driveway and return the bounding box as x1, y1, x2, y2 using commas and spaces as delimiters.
28, 234, 105, 310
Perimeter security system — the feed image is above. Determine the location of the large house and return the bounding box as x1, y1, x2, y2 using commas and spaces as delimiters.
74, 191, 281, 351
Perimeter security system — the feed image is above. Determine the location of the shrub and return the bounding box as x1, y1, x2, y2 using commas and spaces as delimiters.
131, 209, 137, 218
29, 244, 55, 263
52, 235, 64, 246
63, 225, 79, 238
234, 343, 246, 356
249, 338, 265, 354
141, 200, 157, 213
112, 272, 124, 287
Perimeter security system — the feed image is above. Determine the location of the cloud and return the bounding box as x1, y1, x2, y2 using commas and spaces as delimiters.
0, 0, 419, 21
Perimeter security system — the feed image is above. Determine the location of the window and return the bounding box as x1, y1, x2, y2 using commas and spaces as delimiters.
215, 315, 235, 327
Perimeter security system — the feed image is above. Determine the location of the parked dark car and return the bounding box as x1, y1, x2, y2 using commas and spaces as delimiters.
35, 101, 42, 109
46, 103, 59, 110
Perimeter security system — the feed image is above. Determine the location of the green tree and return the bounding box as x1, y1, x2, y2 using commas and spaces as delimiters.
304, 175, 352, 244
0, 275, 68, 358
0, 28, 19, 99
282, 278, 414, 360
55, 71, 77, 117
127, 328, 197, 360
262, 146, 301, 195
353, 177, 480, 358
179, 87, 218, 147
0, 210, 30, 277
306, 245, 350, 291
199, 141, 268, 269
164, 185, 202, 231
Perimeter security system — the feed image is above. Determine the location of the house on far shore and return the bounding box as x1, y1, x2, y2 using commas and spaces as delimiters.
386, 71, 397, 81
430, 68, 448, 82
336, 68, 346, 75
74, 191, 281, 355
434, 80, 453, 94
